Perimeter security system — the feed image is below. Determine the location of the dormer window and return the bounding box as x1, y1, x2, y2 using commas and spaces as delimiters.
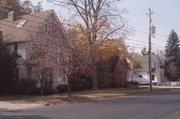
17, 20, 27, 28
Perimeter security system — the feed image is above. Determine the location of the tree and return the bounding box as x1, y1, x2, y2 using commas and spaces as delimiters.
0, 0, 22, 19
164, 30, 180, 81
96, 39, 128, 88
48, 0, 127, 90
0, 0, 43, 19
27, 51, 53, 96
52, 24, 92, 97
0, 31, 19, 95
21, 0, 43, 13
141, 47, 147, 55
26, 15, 91, 97
127, 52, 141, 82
26, 18, 57, 96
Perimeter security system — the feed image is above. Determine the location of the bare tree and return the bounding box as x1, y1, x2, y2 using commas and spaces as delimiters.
48, 0, 127, 89
21, 0, 43, 13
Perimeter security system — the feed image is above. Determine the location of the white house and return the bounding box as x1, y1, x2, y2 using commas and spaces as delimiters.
128, 55, 165, 85
1, 10, 68, 88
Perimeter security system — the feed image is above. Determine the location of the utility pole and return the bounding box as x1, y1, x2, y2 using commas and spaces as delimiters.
148, 8, 153, 91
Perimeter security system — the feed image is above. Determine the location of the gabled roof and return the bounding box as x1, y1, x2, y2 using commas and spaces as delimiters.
0, 10, 54, 43
135, 55, 161, 72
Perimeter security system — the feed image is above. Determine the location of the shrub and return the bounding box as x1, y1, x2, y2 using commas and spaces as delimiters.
98, 72, 115, 89
0, 39, 19, 95
14, 78, 37, 95
70, 78, 88, 91
57, 84, 68, 93
13, 79, 55, 96
152, 82, 158, 86
30, 87, 54, 95
127, 81, 139, 89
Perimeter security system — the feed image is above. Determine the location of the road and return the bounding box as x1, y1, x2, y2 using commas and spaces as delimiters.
1, 90, 180, 119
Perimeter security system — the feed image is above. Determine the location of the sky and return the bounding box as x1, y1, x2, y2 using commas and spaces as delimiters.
31, 0, 180, 53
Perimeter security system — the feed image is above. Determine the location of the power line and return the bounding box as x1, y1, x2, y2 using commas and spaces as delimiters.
133, 29, 168, 37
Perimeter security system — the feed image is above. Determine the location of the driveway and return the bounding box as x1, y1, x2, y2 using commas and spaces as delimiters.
1, 90, 180, 119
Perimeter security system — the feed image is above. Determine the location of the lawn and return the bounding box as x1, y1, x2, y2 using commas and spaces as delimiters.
0, 88, 178, 105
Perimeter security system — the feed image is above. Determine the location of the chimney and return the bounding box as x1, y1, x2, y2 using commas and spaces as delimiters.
8, 11, 16, 22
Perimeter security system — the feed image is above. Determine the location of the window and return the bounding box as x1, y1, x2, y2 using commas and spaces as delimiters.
16, 20, 27, 28
139, 75, 143, 78
14, 43, 18, 52
45, 24, 52, 35
152, 75, 155, 81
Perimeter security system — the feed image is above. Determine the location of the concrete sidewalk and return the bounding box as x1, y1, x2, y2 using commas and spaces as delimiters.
0, 101, 43, 110
139, 85, 180, 89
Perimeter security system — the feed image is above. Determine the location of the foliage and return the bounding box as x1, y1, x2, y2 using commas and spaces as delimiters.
0, 0, 43, 19
127, 53, 142, 80
26, 16, 63, 96
69, 29, 129, 89
27, 51, 54, 96
97, 39, 128, 61
48, 0, 128, 90
0, 36, 19, 95
152, 82, 158, 86
21, 0, 43, 13
164, 30, 180, 81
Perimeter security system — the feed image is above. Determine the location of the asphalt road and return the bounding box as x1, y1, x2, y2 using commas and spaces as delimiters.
1, 90, 180, 119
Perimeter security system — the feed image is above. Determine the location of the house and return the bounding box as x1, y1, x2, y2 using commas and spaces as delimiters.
114, 58, 130, 87
110, 56, 131, 87
1, 10, 67, 88
128, 55, 164, 85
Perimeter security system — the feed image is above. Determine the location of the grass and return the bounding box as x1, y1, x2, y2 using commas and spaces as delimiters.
0, 88, 179, 105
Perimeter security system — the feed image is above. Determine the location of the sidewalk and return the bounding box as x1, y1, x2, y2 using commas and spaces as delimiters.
139, 85, 180, 89
0, 101, 43, 110
0, 87, 179, 110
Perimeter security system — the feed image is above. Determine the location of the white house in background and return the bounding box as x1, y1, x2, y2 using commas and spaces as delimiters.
1, 10, 67, 88
128, 55, 165, 85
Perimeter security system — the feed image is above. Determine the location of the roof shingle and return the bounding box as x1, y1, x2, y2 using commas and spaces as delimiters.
0, 10, 53, 43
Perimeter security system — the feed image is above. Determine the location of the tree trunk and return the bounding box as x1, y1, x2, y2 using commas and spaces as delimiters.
67, 78, 71, 98
90, 47, 99, 90
92, 62, 99, 90
40, 79, 44, 96
92, 72, 99, 90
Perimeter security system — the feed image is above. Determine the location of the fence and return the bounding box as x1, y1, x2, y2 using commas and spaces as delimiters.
160, 81, 180, 86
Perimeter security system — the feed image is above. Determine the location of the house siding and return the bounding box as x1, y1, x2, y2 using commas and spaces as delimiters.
129, 55, 164, 85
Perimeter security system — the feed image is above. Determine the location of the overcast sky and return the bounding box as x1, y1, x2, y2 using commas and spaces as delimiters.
31, 0, 180, 53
